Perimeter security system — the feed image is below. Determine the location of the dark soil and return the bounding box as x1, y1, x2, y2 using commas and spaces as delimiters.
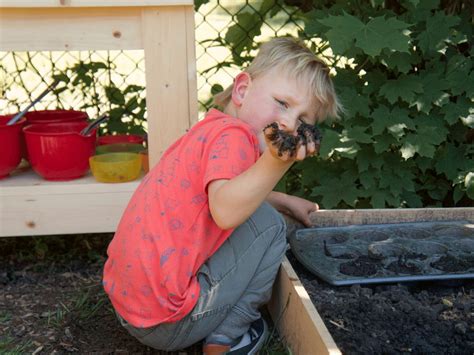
288, 252, 474, 354
0, 234, 286, 354
263, 122, 322, 157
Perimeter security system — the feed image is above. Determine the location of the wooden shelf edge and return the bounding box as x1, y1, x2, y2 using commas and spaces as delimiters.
0, 170, 142, 237
0, 1, 193, 8
0, 170, 141, 196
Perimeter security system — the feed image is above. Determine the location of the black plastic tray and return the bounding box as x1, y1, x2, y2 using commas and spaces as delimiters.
290, 220, 474, 286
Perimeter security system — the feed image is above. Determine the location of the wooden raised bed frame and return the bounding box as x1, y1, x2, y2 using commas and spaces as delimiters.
268, 207, 474, 355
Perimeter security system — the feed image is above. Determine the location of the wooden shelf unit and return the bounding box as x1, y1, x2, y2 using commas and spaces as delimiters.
0, 0, 197, 237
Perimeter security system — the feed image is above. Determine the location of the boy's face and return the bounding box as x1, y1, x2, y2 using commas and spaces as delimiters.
231, 67, 319, 153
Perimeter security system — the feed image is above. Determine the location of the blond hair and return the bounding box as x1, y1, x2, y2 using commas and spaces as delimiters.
213, 37, 342, 120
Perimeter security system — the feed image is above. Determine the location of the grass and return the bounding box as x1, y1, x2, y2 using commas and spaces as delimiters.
0, 336, 32, 355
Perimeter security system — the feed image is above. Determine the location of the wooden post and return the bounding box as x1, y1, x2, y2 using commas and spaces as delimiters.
142, 6, 197, 166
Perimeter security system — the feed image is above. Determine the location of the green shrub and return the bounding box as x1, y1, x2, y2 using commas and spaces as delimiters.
205, 0, 473, 208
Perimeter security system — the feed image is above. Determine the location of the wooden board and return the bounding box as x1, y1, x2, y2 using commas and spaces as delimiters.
308, 208, 474, 227
0, 1, 193, 7
268, 258, 341, 355
142, 6, 196, 165
0, 171, 140, 236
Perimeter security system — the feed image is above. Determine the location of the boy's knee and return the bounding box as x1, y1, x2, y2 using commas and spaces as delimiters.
251, 202, 287, 243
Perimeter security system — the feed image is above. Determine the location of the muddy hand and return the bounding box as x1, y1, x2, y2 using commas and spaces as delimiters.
297, 123, 322, 156
263, 122, 299, 160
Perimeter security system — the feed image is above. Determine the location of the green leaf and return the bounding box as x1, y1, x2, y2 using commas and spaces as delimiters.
373, 133, 398, 154
427, 179, 450, 201
381, 51, 416, 74
380, 75, 423, 104
359, 168, 379, 190
371, 106, 414, 137
124, 85, 144, 95
311, 174, 359, 208
362, 70, 387, 96
400, 116, 448, 159
318, 12, 364, 54
417, 12, 460, 54
105, 87, 125, 105
304, 10, 331, 37
417, 0, 440, 11
461, 110, 474, 128
435, 144, 467, 180
439, 97, 472, 125
336, 86, 370, 118
445, 55, 472, 96
401, 136, 431, 159
225, 12, 262, 54
52, 73, 70, 84
356, 146, 376, 173
211, 84, 224, 96
345, 126, 373, 144
415, 156, 433, 174
318, 12, 410, 57
356, 16, 411, 57
412, 70, 450, 113
318, 128, 341, 158
465, 172, 474, 200
400, 190, 423, 207
125, 97, 139, 112
370, 190, 387, 208
453, 185, 464, 204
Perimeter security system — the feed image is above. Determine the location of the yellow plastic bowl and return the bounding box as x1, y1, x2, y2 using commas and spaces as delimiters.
89, 152, 142, 183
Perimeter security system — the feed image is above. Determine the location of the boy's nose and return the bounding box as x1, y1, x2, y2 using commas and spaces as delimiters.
278, 116, 298, 134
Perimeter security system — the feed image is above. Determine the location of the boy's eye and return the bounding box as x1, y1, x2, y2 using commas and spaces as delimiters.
275, 98, 288, 109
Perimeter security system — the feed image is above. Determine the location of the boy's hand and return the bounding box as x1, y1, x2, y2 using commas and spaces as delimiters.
280, 194, 318, 227
263, 122, 322, 162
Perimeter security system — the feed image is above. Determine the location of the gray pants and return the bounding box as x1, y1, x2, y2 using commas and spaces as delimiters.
117, 202, 287, 351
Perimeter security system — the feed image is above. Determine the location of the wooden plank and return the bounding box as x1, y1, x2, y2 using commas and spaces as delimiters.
0, 171, 140, 196
0, 0, 193, 7
268, 257, 341, 355
308, 208, 474, 227
0, 171, 139, 236
185, 5, 198, 127
0, 7, 143, 51
142, 6, 192, 166
0, 190, 135, 236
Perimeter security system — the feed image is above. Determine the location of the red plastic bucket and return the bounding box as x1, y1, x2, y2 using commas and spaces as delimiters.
24, 121, 97, 181
0, 115, 26, 179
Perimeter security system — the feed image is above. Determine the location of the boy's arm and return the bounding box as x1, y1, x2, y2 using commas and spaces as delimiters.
208, 124, 319, 230
208, 149, 292, 230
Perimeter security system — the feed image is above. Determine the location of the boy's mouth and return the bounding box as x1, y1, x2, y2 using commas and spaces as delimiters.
263, 122, 322, 157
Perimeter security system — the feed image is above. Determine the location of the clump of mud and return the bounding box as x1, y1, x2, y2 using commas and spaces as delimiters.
264, 122, 322, 157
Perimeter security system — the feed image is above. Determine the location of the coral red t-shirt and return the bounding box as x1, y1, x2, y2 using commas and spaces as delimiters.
103, 109, 260, 327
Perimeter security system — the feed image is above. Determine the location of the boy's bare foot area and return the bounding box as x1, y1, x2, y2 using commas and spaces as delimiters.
263, 122, 322, 158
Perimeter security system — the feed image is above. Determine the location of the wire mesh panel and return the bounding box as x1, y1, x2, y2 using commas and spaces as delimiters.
0, 0, 305, 131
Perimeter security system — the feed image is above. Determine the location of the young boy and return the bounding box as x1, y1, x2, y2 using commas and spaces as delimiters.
103, 36, 341, 354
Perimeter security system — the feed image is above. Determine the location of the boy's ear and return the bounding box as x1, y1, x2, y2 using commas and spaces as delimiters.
231, 72, 251, 107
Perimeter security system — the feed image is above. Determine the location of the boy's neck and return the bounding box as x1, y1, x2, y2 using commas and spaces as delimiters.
223, 102, 238, 119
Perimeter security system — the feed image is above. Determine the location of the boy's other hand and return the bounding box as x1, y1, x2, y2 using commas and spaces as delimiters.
263, 122, 321, 162
280, 195, 318, 227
